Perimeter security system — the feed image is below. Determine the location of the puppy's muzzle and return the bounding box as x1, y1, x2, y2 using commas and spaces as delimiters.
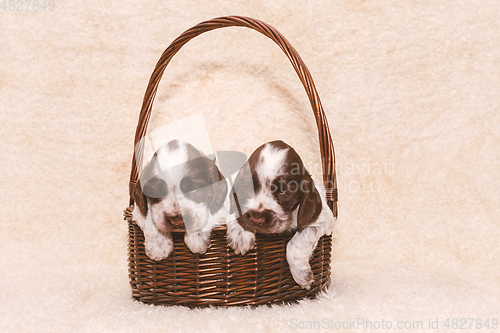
247, 209, 273, 224
165, 213, 184, 226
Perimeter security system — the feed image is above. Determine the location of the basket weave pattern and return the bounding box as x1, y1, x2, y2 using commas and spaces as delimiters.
125, 16, 338, 307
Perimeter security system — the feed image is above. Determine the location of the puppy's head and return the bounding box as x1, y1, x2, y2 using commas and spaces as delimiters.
134, 140, 227, 233
230, 140, 321, 234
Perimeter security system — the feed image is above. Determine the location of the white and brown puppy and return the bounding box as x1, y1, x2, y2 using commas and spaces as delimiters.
132, 140, 228, 260
227, 140, 336, 289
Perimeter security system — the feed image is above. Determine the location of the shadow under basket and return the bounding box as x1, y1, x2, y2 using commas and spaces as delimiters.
125, 16, 338, 307
127, 221, 332, 307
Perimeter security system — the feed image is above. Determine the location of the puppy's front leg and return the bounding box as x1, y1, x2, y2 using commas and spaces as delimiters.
139, 210, 174, 261
286, 226, 323, 289
226, 218, 255, 255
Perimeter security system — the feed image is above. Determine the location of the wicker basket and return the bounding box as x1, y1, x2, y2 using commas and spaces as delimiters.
124, 16, 338, 307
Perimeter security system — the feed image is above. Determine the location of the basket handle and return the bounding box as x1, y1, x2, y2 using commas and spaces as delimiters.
128, 16, 338, 217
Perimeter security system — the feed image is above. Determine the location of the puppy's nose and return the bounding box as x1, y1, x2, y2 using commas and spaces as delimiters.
248, 210, 266, 224
166, 214, 184, 226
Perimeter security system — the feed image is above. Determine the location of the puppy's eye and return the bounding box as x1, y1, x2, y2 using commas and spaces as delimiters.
277, 185, 287, 194
143, 177, 168, 198
287, 182, 298, 193
180, 179, 197, 193
278, 188, 291, 197
272, 181, 288, 195
272, 178, 298, 197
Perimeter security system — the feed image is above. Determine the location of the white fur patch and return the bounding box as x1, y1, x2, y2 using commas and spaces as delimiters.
154, 141, 189, 188
255, 144, 288, 186
243, 191, 282, 215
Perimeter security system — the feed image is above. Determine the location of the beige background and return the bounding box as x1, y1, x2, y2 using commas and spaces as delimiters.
1, 1, 499, 332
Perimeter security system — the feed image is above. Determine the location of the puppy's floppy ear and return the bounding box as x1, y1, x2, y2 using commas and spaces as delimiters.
134, 179, 148, 217
209, 165, 228, 214
296, 172, 322, 231
134, 155, 159, 217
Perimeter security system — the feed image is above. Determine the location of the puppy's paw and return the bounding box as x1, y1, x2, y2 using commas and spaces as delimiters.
230, 234, 255, 255
289, 266, 314, 290
287, 238, 315, 289
226, 220, 255, 255
184, 231, 211, 254
145, 233, 173, 261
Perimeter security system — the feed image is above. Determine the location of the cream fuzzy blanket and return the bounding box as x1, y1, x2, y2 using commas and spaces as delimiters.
1, 1, 499, 332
